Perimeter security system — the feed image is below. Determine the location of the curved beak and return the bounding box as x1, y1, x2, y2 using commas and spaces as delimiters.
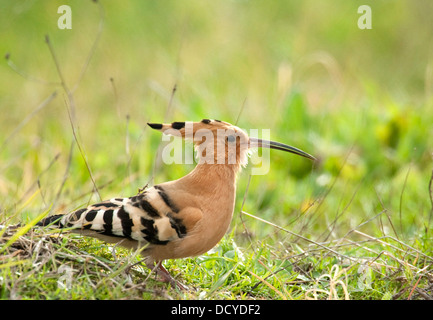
249, 137, 316, 161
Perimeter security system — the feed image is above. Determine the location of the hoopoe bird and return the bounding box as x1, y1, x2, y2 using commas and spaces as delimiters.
37, 119, 315, 289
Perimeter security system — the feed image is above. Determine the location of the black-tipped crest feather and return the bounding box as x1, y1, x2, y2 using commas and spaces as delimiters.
147, 123, 163, 130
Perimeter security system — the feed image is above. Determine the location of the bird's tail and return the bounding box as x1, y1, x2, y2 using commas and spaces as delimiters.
36, 214, 64, 227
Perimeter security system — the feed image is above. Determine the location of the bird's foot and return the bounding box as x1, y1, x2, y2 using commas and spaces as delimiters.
146, 261, 189, 291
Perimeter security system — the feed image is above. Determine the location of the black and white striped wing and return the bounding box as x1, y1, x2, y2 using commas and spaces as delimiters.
39, 187, 187, 245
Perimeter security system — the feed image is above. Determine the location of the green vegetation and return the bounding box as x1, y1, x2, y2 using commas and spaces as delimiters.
1, 1, 432, 300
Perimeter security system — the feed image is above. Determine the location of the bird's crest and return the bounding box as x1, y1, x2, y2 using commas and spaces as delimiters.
148, 119, 251, 166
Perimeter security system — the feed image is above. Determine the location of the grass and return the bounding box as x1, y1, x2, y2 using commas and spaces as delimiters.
1, 1, 433, 300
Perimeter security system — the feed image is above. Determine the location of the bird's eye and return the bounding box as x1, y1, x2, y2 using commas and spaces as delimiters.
226, 135, 236, 143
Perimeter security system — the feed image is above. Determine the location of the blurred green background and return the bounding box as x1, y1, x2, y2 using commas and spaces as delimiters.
0, 0, 432, 242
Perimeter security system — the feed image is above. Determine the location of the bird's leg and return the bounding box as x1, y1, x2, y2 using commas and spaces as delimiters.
145, 261, 189, 291
157, 262, 189, 291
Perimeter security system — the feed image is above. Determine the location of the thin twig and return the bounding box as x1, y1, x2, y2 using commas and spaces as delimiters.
151, 83, 178, 182
241, 210, 356, 262
52, 141, 75, 210
4, 53, 59, 85
399, 165, 412, 239
12, 153, 61, 211
235, 97, 247, 126
44, 1, 104, 201
64, 97, 102, 201
70, 0, 105, 93
239, 174, 254, 248
407, 275, 422, 300
110, 77, 120, 117
0, 91, 57, 153
321, 177, 364, 242
354, 230, 433, 271
427, 168, 433, 235
298, 144, 355, 236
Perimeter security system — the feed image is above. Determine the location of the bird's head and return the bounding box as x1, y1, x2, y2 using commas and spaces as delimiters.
148, 119, 315, 168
